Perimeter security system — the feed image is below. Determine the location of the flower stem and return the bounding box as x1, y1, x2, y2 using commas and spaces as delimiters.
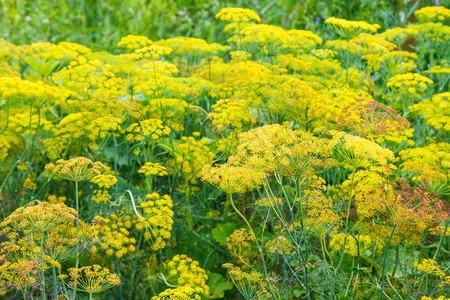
379, 224, 397, 300
228, 193, 278, 299
40, 233, 46, 300
72, 180, 79, 300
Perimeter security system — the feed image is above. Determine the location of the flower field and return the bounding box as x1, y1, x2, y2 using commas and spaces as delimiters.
0, 3, 449, 300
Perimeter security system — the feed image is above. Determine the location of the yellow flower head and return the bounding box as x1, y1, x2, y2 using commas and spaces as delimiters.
325, 17, 380, 39
215, 7, 261, 23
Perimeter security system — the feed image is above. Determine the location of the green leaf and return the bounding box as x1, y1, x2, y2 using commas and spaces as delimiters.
205, 271, 233, 299
211, 222, 241, 246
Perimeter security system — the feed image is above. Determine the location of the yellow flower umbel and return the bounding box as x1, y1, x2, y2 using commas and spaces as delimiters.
325, 17, 380, 39
126, 119, 171, 143
329, 233, 382, 257
330, 130, 396, 173
135, 193, 174, 251
117, 35, 153, 50
152, 285, 203, 300
386, 72, 433, 101
93, 212, 137, 258
0, 202, 77, 233
59, 264, 120, 296
222, 263, 269, 299
134, 45, 173, 60
414, 6, 450, 23
410, 92, 450, 133
207, 98, 256, 132
398, 143, 449, 196
160, 254, 209, 296
90, 174, 118, 204
215, 8, 261, 23
45, 157, 108, 182
201, 164, 264, 194
138, 162, 168, 177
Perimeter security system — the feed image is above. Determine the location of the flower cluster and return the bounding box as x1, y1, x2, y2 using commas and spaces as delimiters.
93, 213, 137, 257
162, 255, 209, 296
135, 193, 174, 250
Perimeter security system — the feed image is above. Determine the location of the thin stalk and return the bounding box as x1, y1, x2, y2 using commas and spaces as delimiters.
345, 39, 350, 84
433, 221, 448, 260
72, 180, 79, 300
336, 170, 356, 272
115, 256, 123, 300
52, 267, 57, 298
128, 232, 144, 300
40, 233, 46, 300
228, 193, 278, 299
223, 193, 231, 222
380, 224, 397, 300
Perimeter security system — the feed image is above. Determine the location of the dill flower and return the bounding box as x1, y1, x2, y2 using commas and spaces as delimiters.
152, 286, 203, 300
329, 130, 396, 173
336, 99, 414, 145
229, 50, 250, 62
0, 202, 77, 233
126, 119, 171, 143
398, 143, 450, 197
420, 296, 450, 300
170, 136, 216, 184
222, 263, 268, 299
91, 174, 117, 189
414, 259, 443, 274
135, 193, 174, 251
0, 259, 39, 295
228, 124, 337, 176
117, 35, 153, 50
207, 98, 255, 132
300, 189, 341, 236
215, 7, 261, 23
379, 26, 417, 47
138, 162, 168, 177
386, 72, 433, 97
426, 65, 450, 74
163, 254, 209, 296
350, 174, 449, 245
0, 76, 72, 106
59, 264, 120, 294
409, 92, 450, 132
155, 37, 229, 56
414, 6, 450, 23
311, 49, 337, 59
201, 164, 265, 194
265, 236, 294, 255
45, 157, 108, 182
134, 45, 173, 60
329, 233, 381, 257
325, 17, 380, 39
93, 212, 137, 258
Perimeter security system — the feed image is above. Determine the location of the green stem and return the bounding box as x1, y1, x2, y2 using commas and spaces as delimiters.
336, 170, 356, 272
380, 224, 397, 300
186, 184, 192, 231
344, 170, 356, 236
40, 233, 46, 300
345, 38, 350, 84
52, 267, 57, 298
433, 221, 448, 260
223, 193, 231, 222
115, 256, 123, 300
228, 193, 278, 299
72, 180, 80, 300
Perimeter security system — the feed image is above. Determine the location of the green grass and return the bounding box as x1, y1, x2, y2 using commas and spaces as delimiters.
0, 0, 415, 50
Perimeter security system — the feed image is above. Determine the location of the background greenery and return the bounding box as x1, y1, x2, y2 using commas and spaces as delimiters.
0, 0, 440, 50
